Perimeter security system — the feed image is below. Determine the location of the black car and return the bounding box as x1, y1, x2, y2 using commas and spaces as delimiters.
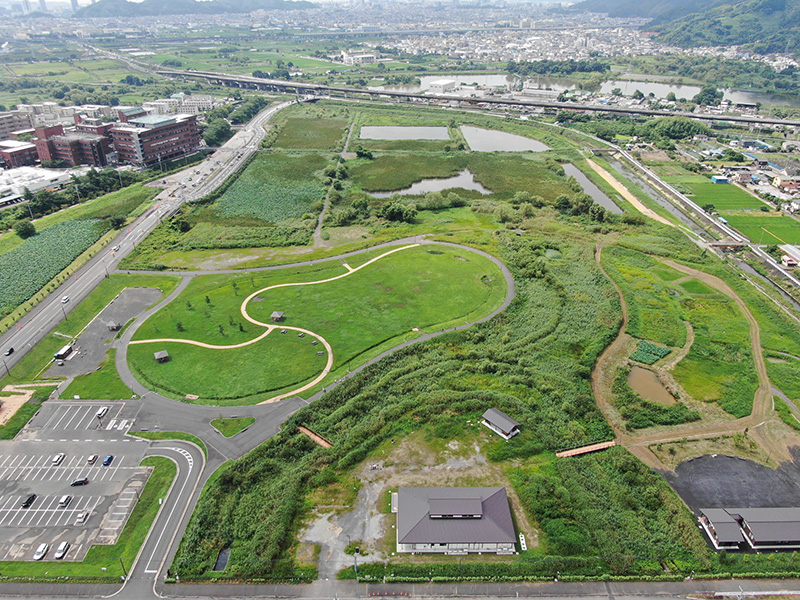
70, 477, 89, 487
3, 348, 12, 356
21, 493, 36, 508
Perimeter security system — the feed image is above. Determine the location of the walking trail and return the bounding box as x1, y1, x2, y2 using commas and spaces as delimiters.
585, 158, 674, 227
592, 245, 799, 471
130, 244, 418, 404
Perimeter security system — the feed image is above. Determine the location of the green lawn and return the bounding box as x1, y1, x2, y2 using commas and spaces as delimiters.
130, 431, 207, 457
273, 118, 349, 151
62, 349, 132, 400
680, 180, 764, 210
721, 213, 800, 244
128, 332, 326, 404
0, 456, 175, 581
211, 417, 255, 437
129, 245, 506, 403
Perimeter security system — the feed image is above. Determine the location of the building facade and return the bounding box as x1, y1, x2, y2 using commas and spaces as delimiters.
109, 114, 201, 168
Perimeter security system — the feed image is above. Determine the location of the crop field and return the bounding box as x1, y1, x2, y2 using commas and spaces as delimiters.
679, 180, 763, 210
273, 118, 349, 151
0, 219, 108, 316
210, 153, 328, 222
129, 245, 506, 403
721, 213, 800, 244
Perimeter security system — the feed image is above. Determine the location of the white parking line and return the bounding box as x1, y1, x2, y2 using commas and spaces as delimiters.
0, 497, 18, 526
0, 456, 12, 469
11, 455, 35, 480
80, 408, 100, 430
33, 496, 58, 527
47, 406, 70, 429
0, 455, 21, 479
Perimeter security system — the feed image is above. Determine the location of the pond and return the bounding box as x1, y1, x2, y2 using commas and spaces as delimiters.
367, 169, 491, 198
599, 80, 800, 108
561, 163, 622, 215
359, 126, 450, 140
460, 126, 549, 152
627, 365, 676, 406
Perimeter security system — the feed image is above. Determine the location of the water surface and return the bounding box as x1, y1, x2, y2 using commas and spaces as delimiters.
460, 126, 549, 152
360, 126, 450, 140
561, 163, 622, 215
627, 366, 676, 406
368, 169, 491, 198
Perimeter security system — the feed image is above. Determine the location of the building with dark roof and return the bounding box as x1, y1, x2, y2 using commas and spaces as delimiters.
699, 507, 800, 550
482, 408, 520, 440
395, 487, 516, 554
109, 114, 200, 169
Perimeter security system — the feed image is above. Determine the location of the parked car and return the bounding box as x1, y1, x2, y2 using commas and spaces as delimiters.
70, 477, 89, 486
52, 453, 65, 466
33, 543, 49, 560
75, 512, 88, 525
3, 347, 13, 356
96, 406, 108, 419
61, 296, 69, 304
58, 495, 71, 508
21, 493, 36, 508
54, 541, 70, 560
87, 454, 98, 464
102, 455, 114, 466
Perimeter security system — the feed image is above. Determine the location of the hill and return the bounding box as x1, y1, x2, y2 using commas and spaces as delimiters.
74, 0, 314, 18
569, 0, 800, 54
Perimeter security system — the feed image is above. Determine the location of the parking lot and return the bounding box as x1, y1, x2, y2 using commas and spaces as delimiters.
0, 398, 150, 561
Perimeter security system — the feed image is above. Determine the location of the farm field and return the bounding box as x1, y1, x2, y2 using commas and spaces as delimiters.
272, 118, 348, 151
129, 244, 507, 403
721, 213, 800, 244
678, 179, 764, 210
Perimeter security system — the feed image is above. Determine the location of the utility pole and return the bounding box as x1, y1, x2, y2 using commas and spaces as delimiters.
119, 558, 128, 579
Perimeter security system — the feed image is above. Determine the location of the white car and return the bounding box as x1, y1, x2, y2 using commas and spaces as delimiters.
61, 296, 69, 304
52, 452, 65, 466
54, 541, 70, 560
33, 543, 49, 560
75, 512, 88, 525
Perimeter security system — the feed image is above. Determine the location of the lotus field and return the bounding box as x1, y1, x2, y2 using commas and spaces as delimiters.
0, 219, 108, 316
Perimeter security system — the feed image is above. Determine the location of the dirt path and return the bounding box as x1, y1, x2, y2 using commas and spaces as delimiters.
313, 122, 356, 248
591, 247, 800, 469
585, 158, 674, 227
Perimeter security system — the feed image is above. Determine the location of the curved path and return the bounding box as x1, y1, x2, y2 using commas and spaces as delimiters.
592, 245, 799, 471
100, 236, 515, 596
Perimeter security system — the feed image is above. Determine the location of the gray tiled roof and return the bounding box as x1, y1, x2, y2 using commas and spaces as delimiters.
397, 487, 516, 545
482, 408, 520, 433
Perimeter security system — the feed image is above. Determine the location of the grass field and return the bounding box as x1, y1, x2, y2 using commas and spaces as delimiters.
721, 213, 800, 244
128, 333, 326, 403
211, 417, 255, 437
273, 118, 348, 151
0, 456, 175, 581
129, 245, 506, 403
62, 349, 132, 400
683, 181, 764, 210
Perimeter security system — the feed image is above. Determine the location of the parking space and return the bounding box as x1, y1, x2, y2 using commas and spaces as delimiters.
18, 400, 141, 441
0, 438, 150, 561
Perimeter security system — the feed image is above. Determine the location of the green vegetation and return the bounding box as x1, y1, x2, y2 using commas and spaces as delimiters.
129, 245, 506, 403
130, 431, 207, 457
602, 247, 687, 347
0, 386, 56, 440
0, 219, 108, 316
63, 349, 131, 400
0, 456, 175, 581
211, 417, 256, 437
720, 213, 800, 245
612, 368, 699, 429
273, 117, 348, 151
630, 340, 672, 365
670, 178, 764, 210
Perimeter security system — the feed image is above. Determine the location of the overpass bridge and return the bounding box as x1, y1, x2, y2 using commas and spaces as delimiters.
157, 68, 800, 128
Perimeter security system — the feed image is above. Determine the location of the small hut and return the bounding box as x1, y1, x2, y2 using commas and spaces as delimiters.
271, 311, 285, 323
154, 350, 170, 363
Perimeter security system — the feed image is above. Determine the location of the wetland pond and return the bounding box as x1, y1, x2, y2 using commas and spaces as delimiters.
460, 126, 549, 152
368, 169, 491, 198
561, 163, 622, 215
627, 366, 676, 406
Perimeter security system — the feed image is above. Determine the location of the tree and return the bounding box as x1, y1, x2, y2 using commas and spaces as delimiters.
611, 88, 622, 96
354, 145, 373, 160
13, 219, 35, 239
203, 118, 233, 147
632, 89, 645, 100
666, 92, 677, 102
693, 85, 724, 106
702, 203, 716, 213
